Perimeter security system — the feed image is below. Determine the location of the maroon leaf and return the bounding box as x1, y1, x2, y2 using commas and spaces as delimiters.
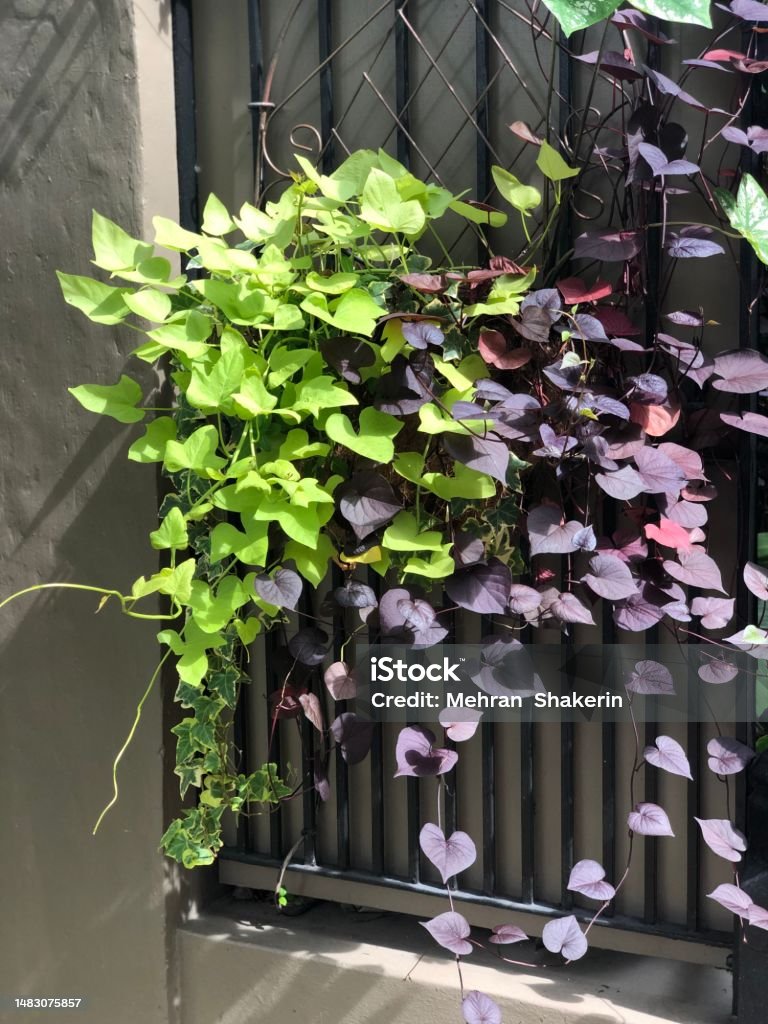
707, 736, 755, 776
488, 924, 528, 945
664, 547, 726, 593
419, 824, 477, 883
399, 273, 449, 294
626, 659, 675, 695
557, 276, 612, 304
462, 991, 502, 1024
421, 911, 473, 956
695, 818, 747, 862
298, 692, 324, 732
644, 735, 693, 779
628, 802, 675, 837
567, 860, 616, 901
707, 883, 753, 919
712, 349, 768, 394
582, 554, 636, 600
542, 915, 588, 961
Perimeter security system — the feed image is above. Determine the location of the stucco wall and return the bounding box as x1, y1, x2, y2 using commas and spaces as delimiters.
0, 3, 178, 1021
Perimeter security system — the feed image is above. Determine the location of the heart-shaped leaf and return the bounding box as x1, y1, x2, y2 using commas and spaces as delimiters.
445, 558, 512, 615
421, 911, 473, 955
567, 860, 616, 901
326, 408, 402, 463
462, 991, 502, 1024
324, 662, 357, 701
419, 824, 477, 882
695, 818, 747, 862
253, 568, 302, 610
628, 802, 675, 836
439, 707, 482, 742
488, 924, 528, 945
707, 736, 755, 776
542, 915, 588, 960
330, 712, 374, 764
395, 726, 458, 777
707, 883, 753, 919
582, 554, 636, 600
644, 735, 693, 779
744, 561, 768, 600
626, 660, 675, 695
288, 627, 328, 666
337, 471, 401, 539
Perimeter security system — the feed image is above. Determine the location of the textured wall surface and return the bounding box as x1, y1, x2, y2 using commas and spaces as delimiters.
0, 2, 178, 1021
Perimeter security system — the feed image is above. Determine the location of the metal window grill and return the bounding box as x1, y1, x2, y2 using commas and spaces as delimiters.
169, 0, 768, 978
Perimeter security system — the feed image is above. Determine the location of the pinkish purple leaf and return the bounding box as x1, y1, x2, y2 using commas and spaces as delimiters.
663, 547, 726, 593
419, 824, 477, 883
542, 915, 588, 961
444, 433, 510, 484
707, 883, 753, 918
567, 860, 616, 901
439, 707, 482, 742
549, 591, 596, 626
712, 349, 768, 394
395, 726, 459, 778
330, 713, 374, 764
626, 660, 675, 695
695, 817, 747, 862
644, 735, 693, 780
507, 584, 542, 615
462, 991, 502, 1024
573, 230, 642, 262
298, 692, 324, 732
324, 661, 358, 701
582, 554, 636, 600
445, 558, 512, 615
730, 0, 768, 22
528, 505, 582, 556
634, 446, 687, 496
691, 597, 734, 630
707, 736, 755, 775
254, 568, 302, 610
638, 143, 699, 176
595, 464, 645, 500
421, 911, 473, 956
698, 658, 739, 684
721, 411, 768, 437
743, 561, 768, 600
747, 904, 768, 931
488, 924, 528, 945
628, 802, 675, 837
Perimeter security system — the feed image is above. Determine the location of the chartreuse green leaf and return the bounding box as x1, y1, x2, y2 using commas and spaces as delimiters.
187, 346, 245, 412
541, 0, 619, 36
361, 167, 426, 235
249, 499, 327, 547
418, 403, 492, 436
536, 141, 579, 182
285, 534, 336, 586
209, 519, 268, 566
448, 198, 507, 228
325, 408, 402, 462
133, 558, 197, 606
279, 429, 330, 461
152, 216, 202, 252
118, 257, 185, 289
292, 377, 357, 417
124, 288, 172, 322
69, 375, 145, 423
163, 425, 227, 478
232, 374, 278, 418
306, 270, 358, 294
139, 310, 213, 361
268, 348, 315, 388
382, 511, 447, 552
198, 279, 268, 324
402, 551, 455, 580
128, 416, 177, 463
158, 619, 226, 685
491, 166, 541, 214
300, 288, 382, 336
91, 211, 153, 272
234, 617, 262, 646
188, 576, 250, 633
717, 174, 768, 265
57, 272, 130, 325
427, 464, 496, 500
631, 0, 711, 28
201, 193, 236, 236
150, 507, 189, 551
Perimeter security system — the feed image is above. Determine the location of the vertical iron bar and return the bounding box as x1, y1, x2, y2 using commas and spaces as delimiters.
520, 701, 535, 902
170, 0, 200, 231
266, 629, 283, 860
333, 567, 351, 871
368, 568, 385, 875
394, 0, 411, 167
318, 0, 335, 171
246, 0, 266, 200
475, 0, 491, 264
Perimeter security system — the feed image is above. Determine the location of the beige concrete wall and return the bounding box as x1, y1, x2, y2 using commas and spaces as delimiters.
0, 3, 179, 1021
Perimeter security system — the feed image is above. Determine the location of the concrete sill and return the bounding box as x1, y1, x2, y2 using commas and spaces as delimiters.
178, 897, 733, 1024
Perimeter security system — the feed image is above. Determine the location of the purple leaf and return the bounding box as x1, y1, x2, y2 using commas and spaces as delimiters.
542, 916, 588, 961
462, 991, 502, 1024
314, 764, 331, 802
695, 818, 747, 862
644, 66, 721, 114
574, 49, 643, 81
743, 561, 768, 600
573, 524, 598, 551
572, 312, 609, 341
337, 471, 401, 539
691, 597, 734, 629
634, 446, 687, 496
638, 143, 699, 176
613, 588, 666, 632
324, 661, 358, 701
330, 712, 374, 764
549, 591, 596, 626
663, 547, 726, 593
333, 580, 378, 609
573, 230, 642, 262
507, 584, 543, 615
707, 883, 753, 919
488, 924, 528, 945
254, 568, 303, 610
664, 310, 705, 327
398, 598, 450, 649
401, 321, 445, 349
748, 905, 768, 931
712, 349, 768, 393
707, 736, 755, 776
528, 505, 582, 555
666, 233, 725, 259
644, 735, 693, 780
419, 823, 477, 882
395, 726, 459, 778
542, 358, 584, 391
454, 532, 486, 567
399, 273, 449, 294
582, 554, 637, 600
439, 707, 482, 742
626, 660, 675, 696
611, 9, 672, 43
444, 433, 510, 484
730, 0, 768, 21
595, 465, 645, 500
421, 911, 473, 956
628, 373, 669, 404
288, 627, 328, 666
375, 351, 433, 415
698, 657, 739, 684
721, 411, 768, 437
567, 860, 616, 901
534, 424, 577, 458
319, 336, 375, 383
445, 558, 512, 615
628, 802, 675, 837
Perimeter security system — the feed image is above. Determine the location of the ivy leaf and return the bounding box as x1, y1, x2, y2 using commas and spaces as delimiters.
541, 0, 620, 36
491, 165, 541, 213
128, 416, 177, 463
631, 0, 711, 29
149, 507, 189, 551
536, 140, 579, 181
69, 375, 145, 424
717, 174, 768, 265
325, 408, 403, 462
